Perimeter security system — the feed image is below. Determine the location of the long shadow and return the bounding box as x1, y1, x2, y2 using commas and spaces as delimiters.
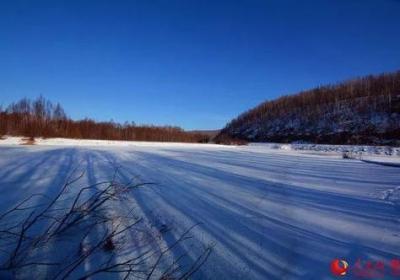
67, 150, 121, 280
0, 148, 79, 213
362, 159, 400, 168
130, 151, 399, 220
0, 146, 67, 179
4, 146, 397, 279
165, 149, 400, 185
112, 153, 307, 279
113, 164, 205, 279
90, 150, 199, 279
0, 147, 83, 279
120, 160, 315, 278
116, 150, 400, 279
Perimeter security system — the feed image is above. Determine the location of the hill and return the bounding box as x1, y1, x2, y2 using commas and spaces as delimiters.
216, 71, 400, 145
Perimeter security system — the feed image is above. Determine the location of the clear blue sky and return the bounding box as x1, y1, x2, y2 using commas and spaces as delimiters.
1, 0, 400, 130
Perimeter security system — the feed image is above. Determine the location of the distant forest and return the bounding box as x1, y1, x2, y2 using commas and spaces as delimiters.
217, 71, 400, 145
0, 97, 210, 143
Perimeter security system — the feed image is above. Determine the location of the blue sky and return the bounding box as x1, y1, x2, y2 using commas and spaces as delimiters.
1, 0, 400, 130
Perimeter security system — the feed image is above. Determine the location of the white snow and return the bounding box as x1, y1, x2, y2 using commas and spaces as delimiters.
250, 142, 400, 157
0, 136, 26, 145
0, 137, 399, 279
0, 136, 229, 148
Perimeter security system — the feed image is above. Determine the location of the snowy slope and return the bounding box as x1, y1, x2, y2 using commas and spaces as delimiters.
0, 138, 399, 279
218, 71, 400, 145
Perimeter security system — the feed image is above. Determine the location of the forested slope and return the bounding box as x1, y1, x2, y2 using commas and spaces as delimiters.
217, 71, 400, 145
0, 97, 210, 143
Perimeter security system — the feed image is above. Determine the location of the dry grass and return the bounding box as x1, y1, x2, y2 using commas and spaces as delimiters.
21, 137, 36, 145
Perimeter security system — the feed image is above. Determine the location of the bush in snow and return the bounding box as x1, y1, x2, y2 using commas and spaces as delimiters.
0, 169, 212, 279
342, 151, 358, 159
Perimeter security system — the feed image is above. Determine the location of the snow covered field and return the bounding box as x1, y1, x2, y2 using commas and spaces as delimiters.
0, 137, 399, 279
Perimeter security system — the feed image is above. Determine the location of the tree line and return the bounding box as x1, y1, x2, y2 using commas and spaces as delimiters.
0, 96, 210, 143
217, 70, 400, 145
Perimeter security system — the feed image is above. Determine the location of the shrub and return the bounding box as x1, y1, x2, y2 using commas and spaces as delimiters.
214, 134, 248, 146
0, 169, 212, 279
21, 136, 36, 145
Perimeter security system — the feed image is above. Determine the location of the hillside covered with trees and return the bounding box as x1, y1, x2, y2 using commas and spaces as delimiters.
0, 97, 210, 143
217, 71, 400, 145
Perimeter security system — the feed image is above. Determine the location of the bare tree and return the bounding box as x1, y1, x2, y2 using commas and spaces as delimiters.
1, 96, 210, 143
217, 70, 400, 145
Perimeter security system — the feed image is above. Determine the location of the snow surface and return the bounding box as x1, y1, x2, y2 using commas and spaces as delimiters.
0, 137, 399, 279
